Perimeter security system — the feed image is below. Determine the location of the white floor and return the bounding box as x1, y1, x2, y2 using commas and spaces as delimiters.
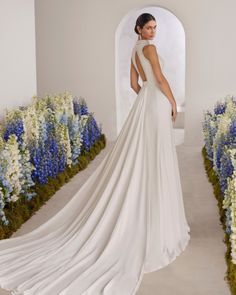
0, 137, 231, 295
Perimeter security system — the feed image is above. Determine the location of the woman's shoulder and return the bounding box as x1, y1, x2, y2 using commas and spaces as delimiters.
143, 43, 158, 57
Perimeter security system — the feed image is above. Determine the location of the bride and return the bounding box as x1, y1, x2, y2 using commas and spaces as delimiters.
0, 12, 190, 295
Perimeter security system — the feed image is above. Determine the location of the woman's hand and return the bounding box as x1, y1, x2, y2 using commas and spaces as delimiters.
171, 104, 177, 122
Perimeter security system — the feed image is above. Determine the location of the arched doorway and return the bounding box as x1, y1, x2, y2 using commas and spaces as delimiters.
115, 6, 186, 145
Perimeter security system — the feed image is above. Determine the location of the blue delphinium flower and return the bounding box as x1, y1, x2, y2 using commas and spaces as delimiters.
30, 144, 47, 184
82, 123, 90, 151
225, 208, 232, 235
81, 105, 88, 115
202, 111, 217, 162
219, 152, 234, 195
88, 116, 102, 147
4, 119, 24, 146
229, 119, 236, 141
73, 96, 88, 116
214, 102, 226, 115
73, 97, 81, 116
58, 147, 66, 172
215, 134, 231, 175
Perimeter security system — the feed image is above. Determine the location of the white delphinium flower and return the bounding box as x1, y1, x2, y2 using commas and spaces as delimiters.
4, 135, 23, 202
225, 95, 236, 119
80, 114, 89, 129
68, 114, 83, 163
223, 165, 236, 264
22, 105, 40, 144
5, 108, 22, 123
228, 149, 236, 171
217, 115, 231, 135
52, 92, 74, 119
63, 91, 74, 117
19, 133, 35, 196
56, 123, 72, 166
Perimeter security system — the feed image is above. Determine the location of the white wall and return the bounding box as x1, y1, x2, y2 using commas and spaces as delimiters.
0, 0, 37, 120
35, 0, 236, 146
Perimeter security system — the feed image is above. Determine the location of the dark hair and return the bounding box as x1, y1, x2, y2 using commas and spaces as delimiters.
134, 13, 156, 35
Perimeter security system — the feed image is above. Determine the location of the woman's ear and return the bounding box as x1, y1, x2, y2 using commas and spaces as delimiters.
137, 26, 141, 35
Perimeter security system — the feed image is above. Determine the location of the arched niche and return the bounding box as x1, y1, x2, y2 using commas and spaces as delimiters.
115, 6, 186, 144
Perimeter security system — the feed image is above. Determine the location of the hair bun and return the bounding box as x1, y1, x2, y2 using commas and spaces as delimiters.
134, 13, 156, 36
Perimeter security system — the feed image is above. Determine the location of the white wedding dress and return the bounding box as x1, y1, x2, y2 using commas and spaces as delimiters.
0, 39, 190, 295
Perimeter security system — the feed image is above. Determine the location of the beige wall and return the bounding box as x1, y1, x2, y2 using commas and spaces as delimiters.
0, 0, 37, 120
23, 1, 236, 146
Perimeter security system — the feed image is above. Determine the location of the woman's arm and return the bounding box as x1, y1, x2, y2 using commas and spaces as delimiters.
143, 45, 177, 121
130, 59, 141, 95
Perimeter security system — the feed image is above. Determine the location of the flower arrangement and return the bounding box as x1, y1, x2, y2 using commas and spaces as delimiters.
202, 94, 236, 294
0, 91, 103, 227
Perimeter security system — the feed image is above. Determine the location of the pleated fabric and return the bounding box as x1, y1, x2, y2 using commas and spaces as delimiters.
0, 39, 190, 294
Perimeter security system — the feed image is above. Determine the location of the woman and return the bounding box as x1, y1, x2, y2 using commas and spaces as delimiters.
131, 14, 177, 122
0, 13, 190, 295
